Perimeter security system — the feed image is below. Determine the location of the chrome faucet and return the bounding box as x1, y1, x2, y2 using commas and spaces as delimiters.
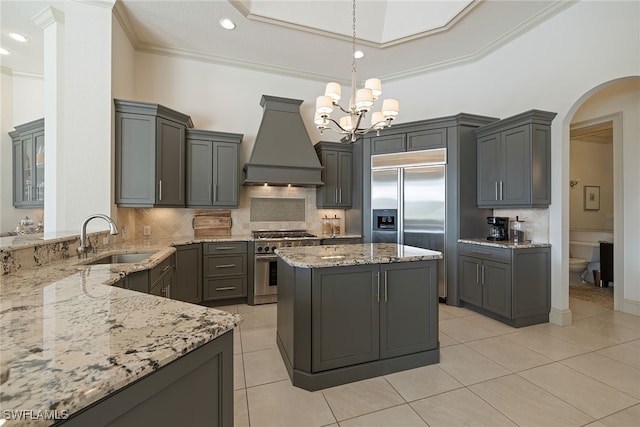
77, 214, 119, 258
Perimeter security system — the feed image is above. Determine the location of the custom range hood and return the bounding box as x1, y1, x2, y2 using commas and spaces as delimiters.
244, 95, 324, 187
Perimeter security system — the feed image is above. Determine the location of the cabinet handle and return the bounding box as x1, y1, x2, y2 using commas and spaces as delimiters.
216, 264, 236, 268
376, 271, 380, 302
166, 284, 171, 298
215, 247, 236, 250
500, 181, 504, 201
481, 265, 485, 285
162, 265, 172, 271
213, 184, 218, 202
216, 286, 236, 291
159, 180, 163, 201
495, 181, 498, 201
209, 184, 213, 202
335, 188, 338, 203
384, 271, 388, 302
476, 264, 479, 284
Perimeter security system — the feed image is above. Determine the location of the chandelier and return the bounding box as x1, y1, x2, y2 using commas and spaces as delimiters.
314, 0, 399, 143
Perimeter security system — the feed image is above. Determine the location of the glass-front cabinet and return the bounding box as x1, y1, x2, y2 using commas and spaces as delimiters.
9, 118, 45, 208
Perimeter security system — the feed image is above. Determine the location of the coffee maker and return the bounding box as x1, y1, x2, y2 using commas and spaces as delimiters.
487, 217, 509, 241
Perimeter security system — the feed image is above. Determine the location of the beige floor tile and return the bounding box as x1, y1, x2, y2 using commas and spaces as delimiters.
572, 316, 640, 343
504, 328, 590, 360
238, 303, 278, 330
241, 325, 277, 353
384, 364, 462, 402
469, 374, 594, 427
234, 353, 246, 390
439, 331, 459, 347
535, 322, 632, 351
438, 304, 475, 319
247, 380, 336, 427
234, 388, 250, 427
561, 352, 640, 399
439, 344, 510, 385
216, 304, 239, 314
338, 404, 428, 427
518, 363, 638, 419
467, 336, 553, 372
233, 327, 242, 354
321, 377, 404, 421
410, 388, 517, 427
598, 403, 640, 427
594, 311, 640, 330
597, 341, 640, 370
584, 421, 608, 427
464, 313, 518, 335
243, 347, 288, 387
439, 317, 497, 343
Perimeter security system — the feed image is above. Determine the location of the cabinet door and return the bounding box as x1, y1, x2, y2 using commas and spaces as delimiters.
156, 117, 185, 206
459, 256, 482, 306
482, 260, 512, 318
312, 265, 379, 372
371, 134, 406, 154
212, 141, 239, 207
337, 150, 352, 207
186, 140, 213, 206
317, 149, 339, 207
116, 112, 156, 206
407, 128, 446, 151
33, 131, 45, 204
12, 138, 23, 207
501, 125, 531, 205
174, 244, 203, 303
477, 133, 501, 206
380, 262, 437, 359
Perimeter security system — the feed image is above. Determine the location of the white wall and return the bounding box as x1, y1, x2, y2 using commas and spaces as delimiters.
0, 71, 44, 233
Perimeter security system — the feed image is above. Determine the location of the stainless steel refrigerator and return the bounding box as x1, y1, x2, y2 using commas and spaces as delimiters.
371, 149, 447, 298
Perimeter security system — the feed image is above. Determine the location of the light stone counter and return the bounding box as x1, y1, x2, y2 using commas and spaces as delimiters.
458, 238, 551, 249
276, 243, 442, 269
0, 236, 244, 426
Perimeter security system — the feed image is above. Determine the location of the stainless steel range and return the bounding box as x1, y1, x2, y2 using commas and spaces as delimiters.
252, 230, 320, 304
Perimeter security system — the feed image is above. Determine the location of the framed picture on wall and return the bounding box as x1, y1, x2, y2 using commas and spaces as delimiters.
584, 185, 600, 211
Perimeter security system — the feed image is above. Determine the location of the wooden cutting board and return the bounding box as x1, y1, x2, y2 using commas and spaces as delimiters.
193, 210, 231, 237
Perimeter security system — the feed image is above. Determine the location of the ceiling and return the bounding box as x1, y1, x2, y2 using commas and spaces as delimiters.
1, 0, 575, 83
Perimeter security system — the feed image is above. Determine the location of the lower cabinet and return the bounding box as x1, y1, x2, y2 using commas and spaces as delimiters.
458, 243, 550, 327
277, 258, 439, 390
173, 244, 203, 303
203, 242, 247, 302
123, 254, 175, 297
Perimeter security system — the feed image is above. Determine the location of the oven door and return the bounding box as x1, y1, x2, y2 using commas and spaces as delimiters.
254, 254, 278, 304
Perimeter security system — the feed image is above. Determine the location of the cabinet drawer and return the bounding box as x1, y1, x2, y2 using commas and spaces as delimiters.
459, 244, 511, 263
205, 254, 246, 276
150, 255, 175, 284
204, 241, 247, 255
203, 277, 246, 300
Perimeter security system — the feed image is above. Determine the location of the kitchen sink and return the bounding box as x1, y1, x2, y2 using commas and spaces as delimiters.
84, 252, 156, 265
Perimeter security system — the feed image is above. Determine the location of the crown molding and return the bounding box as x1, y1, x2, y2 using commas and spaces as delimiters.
112, 0, 140, 47
32, 6, 65, 29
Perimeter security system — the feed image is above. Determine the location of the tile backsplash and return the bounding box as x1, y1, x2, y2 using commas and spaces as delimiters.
492, 208, 549, 243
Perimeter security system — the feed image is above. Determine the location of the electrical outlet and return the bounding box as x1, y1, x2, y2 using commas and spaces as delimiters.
143, 226, 151, 236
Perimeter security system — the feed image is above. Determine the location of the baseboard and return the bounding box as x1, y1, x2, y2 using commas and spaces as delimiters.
622, 298, 640, 316
549, 306, 572, 326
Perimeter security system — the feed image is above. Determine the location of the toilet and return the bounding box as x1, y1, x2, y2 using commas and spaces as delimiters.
569, 241, 600, 284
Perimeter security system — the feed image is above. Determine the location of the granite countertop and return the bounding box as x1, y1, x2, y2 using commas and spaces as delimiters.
458, 238, 551, 249
0, 237, 243, 426
276, 243, 442, 268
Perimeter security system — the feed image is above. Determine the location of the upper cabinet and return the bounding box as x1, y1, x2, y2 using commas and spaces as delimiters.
9, 118, 45, 208
475, 110, 556, 208
115, 99, 193, 207
186, 129, 243, 208
315, 142, 353, 208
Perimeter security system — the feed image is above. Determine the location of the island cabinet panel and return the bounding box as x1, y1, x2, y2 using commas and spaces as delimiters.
62, 330, 234, 427
173, 244, 203, 304
458, 243, 550, 327
380, 262, 438, 359
311, 266, 380, 372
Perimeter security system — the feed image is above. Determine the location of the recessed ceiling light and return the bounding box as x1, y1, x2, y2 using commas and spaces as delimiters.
0, 48, 9, 55
354, 50, 364, 59
219, 18, 235, 30
8, 32, 29, 43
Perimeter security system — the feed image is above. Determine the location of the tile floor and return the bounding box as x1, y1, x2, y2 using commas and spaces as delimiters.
218, 296, 640, 427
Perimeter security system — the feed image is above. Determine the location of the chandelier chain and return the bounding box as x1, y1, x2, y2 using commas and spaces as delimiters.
351, 0, 357, 111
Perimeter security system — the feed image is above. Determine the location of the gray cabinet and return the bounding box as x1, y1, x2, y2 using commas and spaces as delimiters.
9, 118, 45, 208
370, 133, 406, 154
114, 99, 193, 207
122, 254, 175, 297
315, 142, 353, 208
278, 259, 438, 390
475, 110, 556, 208
203, 242, 247, 301
173, 244, 203, 304
186, 129, 243, 208
458, 243, 550, 327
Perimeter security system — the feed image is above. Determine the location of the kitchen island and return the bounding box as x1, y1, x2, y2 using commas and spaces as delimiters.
0, 239, 241, 427
275, 243, 442, 391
